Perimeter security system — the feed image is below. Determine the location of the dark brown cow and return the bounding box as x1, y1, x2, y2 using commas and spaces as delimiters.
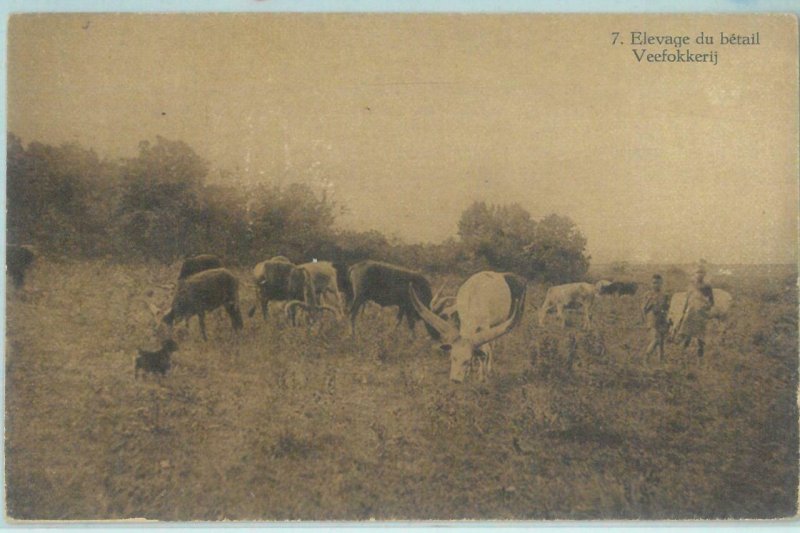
163, 268, 243, 340
178, 254, 223, 280
347, 260, 449, 338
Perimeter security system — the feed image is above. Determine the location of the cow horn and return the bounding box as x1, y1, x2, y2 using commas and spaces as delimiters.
284, 300, 306, 314
317, 304, 339, 317
430, 283, 446, 313
441, 302, 458, 318
470, 286, 527, 347
432, 296, 456, 315
409, 284, 457, 340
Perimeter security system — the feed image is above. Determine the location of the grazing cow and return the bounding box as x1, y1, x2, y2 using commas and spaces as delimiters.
667, 289, 733, 341
410, 271, 527, 382
538, 282, 597, 329
7, 244, 36, 289
295, 261, 345, 317
178, 254, 223, 280
135, 339, 178, 379
162, 268, 243, 340
348, 260, 449, 338
599, 281, 639, 296
284, 265, 338, 326
248, 256, 296, 319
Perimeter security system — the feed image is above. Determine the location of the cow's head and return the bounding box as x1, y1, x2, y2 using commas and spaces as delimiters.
410, 284, 524, 383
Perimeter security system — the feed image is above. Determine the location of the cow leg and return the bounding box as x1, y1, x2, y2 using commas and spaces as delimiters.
291, 306, 305, 327
323, 288, 344, 318
261, 295, 270, 320
557, 305, 566, 328
470, 355, 481, 382
225, 303, 242, 331
349, 296, 366, 336
198, 312, 208, 341
334, 289, 346, 318
304, 307, 315, 329
403, 305, 413, 330
538, 304, 549, 327
476, 352, 488, 382
485, 344, 494, 376
406, 314, 417, 337
248, 286, 262, 320
394, 308, 404, 330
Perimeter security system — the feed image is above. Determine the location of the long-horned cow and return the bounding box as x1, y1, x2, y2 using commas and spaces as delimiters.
410, 271, 527, 383
347, 260, 449, 338
538, 282, 597, 330
283, 264, 336, 326
294, 261, 345, 317
162, 268, 243, 340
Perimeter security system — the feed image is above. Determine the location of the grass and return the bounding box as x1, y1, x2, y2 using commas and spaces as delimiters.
5, 259, 798, 520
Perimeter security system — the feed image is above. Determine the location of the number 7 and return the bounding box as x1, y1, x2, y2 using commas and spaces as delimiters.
611, 32, 620, 45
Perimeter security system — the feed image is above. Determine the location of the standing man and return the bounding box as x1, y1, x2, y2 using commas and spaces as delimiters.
641, 273, 670, 362
675, 265, 715, 358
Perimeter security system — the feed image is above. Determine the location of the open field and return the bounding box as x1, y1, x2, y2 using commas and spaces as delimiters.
5, 259, 798, 520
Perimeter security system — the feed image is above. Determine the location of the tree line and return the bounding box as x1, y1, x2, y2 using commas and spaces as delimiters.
7, 134, 589, 283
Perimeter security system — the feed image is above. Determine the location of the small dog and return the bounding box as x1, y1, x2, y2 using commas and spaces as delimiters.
134, 339, 178, 379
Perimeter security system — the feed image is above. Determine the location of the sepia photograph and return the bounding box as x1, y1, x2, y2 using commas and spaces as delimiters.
5, 11, 799, 521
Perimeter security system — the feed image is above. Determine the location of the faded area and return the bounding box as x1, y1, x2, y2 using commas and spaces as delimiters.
7, 14, 798, 263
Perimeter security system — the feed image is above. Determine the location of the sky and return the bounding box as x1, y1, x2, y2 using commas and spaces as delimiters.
7, 13, 798, 264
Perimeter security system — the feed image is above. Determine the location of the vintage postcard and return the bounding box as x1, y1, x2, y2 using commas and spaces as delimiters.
5, 12, 798, 521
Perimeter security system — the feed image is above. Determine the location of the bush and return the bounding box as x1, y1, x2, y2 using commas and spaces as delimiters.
8, 134, 591, 281
458, 201, 590, 282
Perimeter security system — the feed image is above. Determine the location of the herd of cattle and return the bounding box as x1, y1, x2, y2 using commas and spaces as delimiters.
148, 254, 533, 382
6, 246, 733, 383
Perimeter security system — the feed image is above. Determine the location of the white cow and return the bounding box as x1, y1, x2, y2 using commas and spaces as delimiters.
295, 261, 345, 318
410, 271, 527, 383
667, 288, 733, 341
538, 282, 597, 330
